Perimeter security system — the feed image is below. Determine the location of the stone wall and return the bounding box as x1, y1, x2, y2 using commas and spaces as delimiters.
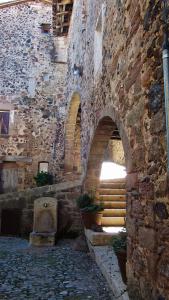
1, 0, 169, 297
0, 180, 82, 236
107, 140, 125, 166
65, 0, 169, 299
0, 1, 68, 190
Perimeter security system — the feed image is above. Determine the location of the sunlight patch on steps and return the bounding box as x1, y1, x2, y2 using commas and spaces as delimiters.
102, 227, 126, 234
100, 162, 126, 180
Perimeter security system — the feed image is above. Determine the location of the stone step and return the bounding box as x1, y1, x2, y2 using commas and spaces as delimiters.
100, 178, 126, 183
99, 182, 126, 189
101, 201, 126, 209
103, 208, 126, 217
98, 179, 126, 228
101, 216, 125, 227
99, 195, 126, 201
99, 188, 126, 195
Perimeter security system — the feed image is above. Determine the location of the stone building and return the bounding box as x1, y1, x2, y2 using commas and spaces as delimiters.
64, 0, 169, 299
0, 0, 69, 192
1, 0, 169, 299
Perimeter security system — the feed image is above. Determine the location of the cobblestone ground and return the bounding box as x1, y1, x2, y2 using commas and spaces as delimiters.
0, 237, 114, 300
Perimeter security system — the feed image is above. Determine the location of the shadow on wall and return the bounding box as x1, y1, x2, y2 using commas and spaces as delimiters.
64, 92, 82, 175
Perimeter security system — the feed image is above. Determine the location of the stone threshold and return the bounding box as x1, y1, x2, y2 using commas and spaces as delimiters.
85, 228, 115, 246
85, 229, 129, 300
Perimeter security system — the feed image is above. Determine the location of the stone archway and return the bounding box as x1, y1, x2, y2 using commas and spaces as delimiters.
84, 110, 133, 192
83, 109, 144, 295
85, 116, 116, 190
64, 92, 81, 174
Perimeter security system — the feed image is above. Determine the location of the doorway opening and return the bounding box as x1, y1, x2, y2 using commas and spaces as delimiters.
85, 117, 127, 233
1, 209, 22, 236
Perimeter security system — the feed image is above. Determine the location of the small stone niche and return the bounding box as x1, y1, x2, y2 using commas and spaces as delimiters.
30, 197, 58, 246
40, 23, 51, 33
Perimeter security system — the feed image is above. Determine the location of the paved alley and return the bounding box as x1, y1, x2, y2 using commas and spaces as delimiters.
0, 237, 113, 300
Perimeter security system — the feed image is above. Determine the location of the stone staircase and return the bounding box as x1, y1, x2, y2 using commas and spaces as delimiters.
98, 178, 126, 227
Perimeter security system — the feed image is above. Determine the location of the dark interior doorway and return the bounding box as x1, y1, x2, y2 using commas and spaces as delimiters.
1, 209, 22, 236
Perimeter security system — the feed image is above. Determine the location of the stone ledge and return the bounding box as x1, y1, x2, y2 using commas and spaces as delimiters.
1, 155, 32, 163
85, 231, 129, 300
85, 229, 114, 246
0, 179, 82, 202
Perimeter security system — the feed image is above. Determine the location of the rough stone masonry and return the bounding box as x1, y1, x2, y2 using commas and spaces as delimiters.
0, 1, 68, 190
0, 0, 169, 299
65, 0, 169, 299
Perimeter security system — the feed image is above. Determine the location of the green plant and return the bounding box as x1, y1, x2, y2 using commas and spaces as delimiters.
76, 193, 104, 213
111, 230, 127, 253
81, 203, 104, 212
34, 171, 53, 187
76, 193, 91, 209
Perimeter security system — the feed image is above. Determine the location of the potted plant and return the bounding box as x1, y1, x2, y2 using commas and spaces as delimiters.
76, 193, 104, 229
111, 229, 127, 283
34, 171, 53, 187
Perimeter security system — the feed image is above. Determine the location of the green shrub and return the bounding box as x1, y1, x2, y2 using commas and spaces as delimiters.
81, 203, 104, 212
111, 230, 127, 253
34, 171, 53, 187
76, 193, 91, 209
76, 193, 104, 213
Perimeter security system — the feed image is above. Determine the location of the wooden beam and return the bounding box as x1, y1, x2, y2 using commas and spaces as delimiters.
56, 10, 71, 16
55, 22, 70, 28
57, 0, 73, 5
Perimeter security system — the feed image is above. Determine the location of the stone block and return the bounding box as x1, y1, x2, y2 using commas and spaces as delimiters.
154, 202, 169, 220
33, 197, 57, 233
126, 172, 139, 191
139, 179, 154, 200
138, 227, 155, 251
29, 232, 56, 247
30, 197, 58, 246
126, 217, 136, 237
85, 229, 114, 246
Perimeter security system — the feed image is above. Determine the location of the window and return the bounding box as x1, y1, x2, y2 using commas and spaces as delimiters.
38, 162, 49, 173
40, 23, 51, 34
0, 111, 10, 135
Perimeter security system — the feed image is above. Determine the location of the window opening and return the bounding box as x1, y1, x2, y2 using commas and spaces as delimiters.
0, 111, 10, 135
38, 162, 49, 173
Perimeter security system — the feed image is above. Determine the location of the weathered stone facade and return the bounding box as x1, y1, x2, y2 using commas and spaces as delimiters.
0, 180, 82, 236
0, 1, 68, 191
1, 0, 169, 298
65, 0, 169, 299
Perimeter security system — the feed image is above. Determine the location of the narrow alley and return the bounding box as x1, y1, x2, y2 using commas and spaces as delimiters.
0, 237, 113, 300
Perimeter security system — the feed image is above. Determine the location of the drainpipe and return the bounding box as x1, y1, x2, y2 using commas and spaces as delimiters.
162, 0, 169, 172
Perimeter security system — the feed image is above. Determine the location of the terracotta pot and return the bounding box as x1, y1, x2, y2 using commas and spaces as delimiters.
81, 211, 103, 229
116, 250, 127, 284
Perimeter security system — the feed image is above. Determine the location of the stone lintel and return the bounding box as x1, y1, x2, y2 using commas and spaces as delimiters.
2, 156, 32, 164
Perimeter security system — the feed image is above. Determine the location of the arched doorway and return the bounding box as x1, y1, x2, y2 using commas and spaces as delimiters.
85, 115, 132, 191
84, 114, 133, 284
84, 115, 133, 231
64, 92, 81, 175
100, 124, 126, 180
